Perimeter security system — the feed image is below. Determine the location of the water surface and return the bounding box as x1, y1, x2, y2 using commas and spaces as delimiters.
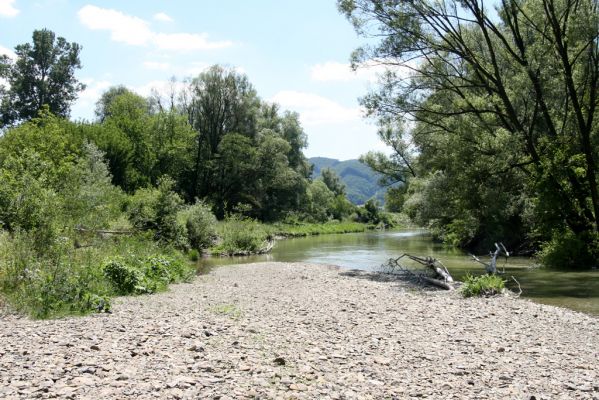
199, 230, 599, 315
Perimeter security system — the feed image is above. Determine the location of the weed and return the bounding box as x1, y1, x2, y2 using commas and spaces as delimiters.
461, 273, 506, 297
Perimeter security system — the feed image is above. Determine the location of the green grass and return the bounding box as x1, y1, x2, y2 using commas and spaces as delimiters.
0, 232, 194, 319
268, 221, 375, 237
210, 303, 242, 319
461, 273, 506, 297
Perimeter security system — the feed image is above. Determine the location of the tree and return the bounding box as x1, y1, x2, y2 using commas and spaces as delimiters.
320, 168, 346, 196
95, 85, 135, 122
183, 65, 261, 199
339, 0, 599, 265
0, 29, 84, 127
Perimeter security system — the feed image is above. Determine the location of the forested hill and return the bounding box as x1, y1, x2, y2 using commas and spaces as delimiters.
310, 157, 385, 205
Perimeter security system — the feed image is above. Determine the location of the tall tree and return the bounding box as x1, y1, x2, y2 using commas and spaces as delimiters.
320, 168, 346, 197
340, 0, 599, 265
183, 65, 260, 199
0, 29, 85, 127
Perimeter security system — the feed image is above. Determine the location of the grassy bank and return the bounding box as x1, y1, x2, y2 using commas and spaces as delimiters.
0, 232, 193, 319
268, 221, 376, 237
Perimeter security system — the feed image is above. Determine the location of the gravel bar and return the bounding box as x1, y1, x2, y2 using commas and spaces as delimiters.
1, 262, 598, 399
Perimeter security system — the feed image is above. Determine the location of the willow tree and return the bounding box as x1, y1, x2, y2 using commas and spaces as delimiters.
340, 0, 599, 266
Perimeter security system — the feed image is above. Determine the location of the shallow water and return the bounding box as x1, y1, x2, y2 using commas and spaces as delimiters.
198, 230, 599, 315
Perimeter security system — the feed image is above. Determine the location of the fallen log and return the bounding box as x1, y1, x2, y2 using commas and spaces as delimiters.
384, 254, 456, 290
420, 276, 454, 290
75, 227, 134, 235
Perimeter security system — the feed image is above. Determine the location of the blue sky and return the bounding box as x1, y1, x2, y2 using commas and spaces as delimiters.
0, 0, 390, 160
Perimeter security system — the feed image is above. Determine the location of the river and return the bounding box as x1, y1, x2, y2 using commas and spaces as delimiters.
198, 229, 599, 316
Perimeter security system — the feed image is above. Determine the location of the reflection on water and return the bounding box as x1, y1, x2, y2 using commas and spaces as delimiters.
198, 230, 599, 315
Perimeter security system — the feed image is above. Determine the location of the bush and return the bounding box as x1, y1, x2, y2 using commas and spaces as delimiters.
103, 259, 144, 295
103, 254, 191, 295
0, 232, 112, 318
178, 201, 217, 250
461, 274, 506, 297
215, 215, 268, 255
538, 229, 598, 269
127, 177, 187, 247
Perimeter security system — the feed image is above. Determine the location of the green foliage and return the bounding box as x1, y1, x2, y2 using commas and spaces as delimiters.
127, 177, 186, 247
538, 229, 599, 270
320, 168, 346, 196
461, 274, 506, 298
270, 220, 372, 237
178, 201, 217, 250
339, 0, 599, 266
305, 180, 336, 222
0, 229, 193, 318
214, 215, 268, 255
103, 260, 143, 295
0, 231, 112, 318
385, 186, 405, 213
103, 254, 191, 296
0, 29, 84, 127
310, 157, 386, 205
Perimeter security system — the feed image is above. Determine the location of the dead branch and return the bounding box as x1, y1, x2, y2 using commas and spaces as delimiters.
75, 227, 134, 235
384, 253, 455, 290
471, 242, 510, 275
510, 276, 522, 298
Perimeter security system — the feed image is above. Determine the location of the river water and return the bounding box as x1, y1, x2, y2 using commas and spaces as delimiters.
198, 229, 599, 316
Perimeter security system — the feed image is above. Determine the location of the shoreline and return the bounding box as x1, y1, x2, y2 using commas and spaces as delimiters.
1, 262, 597, 398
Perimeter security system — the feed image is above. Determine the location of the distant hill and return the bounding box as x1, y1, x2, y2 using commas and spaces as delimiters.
309, 157, 386, 205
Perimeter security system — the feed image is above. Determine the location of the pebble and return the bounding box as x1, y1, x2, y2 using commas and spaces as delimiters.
0, 262, 597, 399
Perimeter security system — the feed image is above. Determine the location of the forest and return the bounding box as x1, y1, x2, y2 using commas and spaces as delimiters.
0, 29, 387, 317
341, 0, 599, 269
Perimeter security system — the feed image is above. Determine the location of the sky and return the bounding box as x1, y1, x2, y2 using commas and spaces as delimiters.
0, 0, 391, 160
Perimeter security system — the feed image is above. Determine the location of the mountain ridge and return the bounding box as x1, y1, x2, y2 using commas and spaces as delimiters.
309, 157, 386, 205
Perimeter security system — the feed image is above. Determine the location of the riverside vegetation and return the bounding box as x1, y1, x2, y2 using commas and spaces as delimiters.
0, 29, 395, 318
340, 0, 599, 269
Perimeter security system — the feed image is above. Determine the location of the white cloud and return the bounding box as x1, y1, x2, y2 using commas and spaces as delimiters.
310, 60, 415, 83
78, 5, 232, 51
183, 61, 210, 76
0, 0, 19, 17
70, 78, 113, 120
0, 44, 16, 59
152, 32, 232, 51
271, 90, 362, 126
270, 90, 392, 160
143, 61, 171, 71
153, 12, 173, 22
78, 5, 152, 46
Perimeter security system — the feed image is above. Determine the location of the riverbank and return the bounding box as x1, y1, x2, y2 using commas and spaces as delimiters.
1, 262, 597, 399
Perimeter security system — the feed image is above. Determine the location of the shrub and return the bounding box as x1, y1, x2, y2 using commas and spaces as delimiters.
215, 215, 268, 255
0, 232, 112, 318
538, 229, 598, 269
103, 254, 192, 296
127, 177, 187, 247
178, 201, 217, 250
103, 259, 144, 295
461, 274, 506, 297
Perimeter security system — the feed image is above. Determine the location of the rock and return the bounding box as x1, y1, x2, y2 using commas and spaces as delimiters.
289, 383, 308, 391
273, 357, 286, 366
0, 262, 597, 399
373, 357, 391, 365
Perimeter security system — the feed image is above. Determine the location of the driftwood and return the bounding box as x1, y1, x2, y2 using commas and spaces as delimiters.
75, 227, 134, 236
470, 242, 509, 275
385, 253, 455, 290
